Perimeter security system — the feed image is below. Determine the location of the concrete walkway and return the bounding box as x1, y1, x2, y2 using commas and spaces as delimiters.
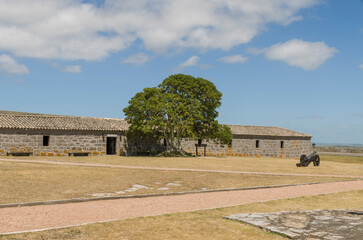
225, 209, 363, 239
0, 158, 361, 178
0, 180, 362, 235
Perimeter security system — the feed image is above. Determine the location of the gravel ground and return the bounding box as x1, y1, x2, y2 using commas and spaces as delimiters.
0, 180, 362, 235
0, 158, 361, 178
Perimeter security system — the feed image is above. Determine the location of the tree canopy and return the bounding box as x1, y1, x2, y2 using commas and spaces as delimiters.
123, 74, 232, 154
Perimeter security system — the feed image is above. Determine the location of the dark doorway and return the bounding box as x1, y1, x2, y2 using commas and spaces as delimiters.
107, 137, 117, 155
43, 136, 50, 146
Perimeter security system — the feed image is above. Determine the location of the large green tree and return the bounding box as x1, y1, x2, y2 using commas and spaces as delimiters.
123, 74, 232, 154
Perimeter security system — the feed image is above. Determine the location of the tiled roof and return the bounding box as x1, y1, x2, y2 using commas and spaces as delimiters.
227, 125, 311, 138
0, 113, 128, 132
0, 111, 310, 137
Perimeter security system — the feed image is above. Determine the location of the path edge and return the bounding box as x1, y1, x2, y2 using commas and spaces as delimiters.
1, 179, 360, 209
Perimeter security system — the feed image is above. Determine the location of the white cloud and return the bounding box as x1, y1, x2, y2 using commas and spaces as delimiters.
63, 65, 81, 74
359, 64, 363, 69
174, 56, 200, 72
0, 54, 29, 74
51, 62, 82, 73
219, 55, 248, 64
122, 53, 151, 65
0, 0, 320, 61
259, 39, 338, 70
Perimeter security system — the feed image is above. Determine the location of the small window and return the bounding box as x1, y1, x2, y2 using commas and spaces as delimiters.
43, 136, 50, 146
256, 140, 260, 148
280, 141, 284, 149
198, 139, 202, 145
163, 138, 167, 147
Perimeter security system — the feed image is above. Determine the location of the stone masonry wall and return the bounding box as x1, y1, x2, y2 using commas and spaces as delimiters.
181, 135, 312, 159
0, 129, 124, 156
0, 129, 312, 158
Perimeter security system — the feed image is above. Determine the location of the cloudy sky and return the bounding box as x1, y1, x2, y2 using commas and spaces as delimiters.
0, 0, 362, 144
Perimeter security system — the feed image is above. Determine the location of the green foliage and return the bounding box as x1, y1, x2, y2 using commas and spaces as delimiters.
213, 124, 233, 147
124, 87, 165, 140
123, 74, 232, 153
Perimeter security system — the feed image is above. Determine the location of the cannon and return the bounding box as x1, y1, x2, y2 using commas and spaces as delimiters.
296, 151, 320, 167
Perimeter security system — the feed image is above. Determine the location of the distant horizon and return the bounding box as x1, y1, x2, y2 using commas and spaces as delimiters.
315, 143, 363, 147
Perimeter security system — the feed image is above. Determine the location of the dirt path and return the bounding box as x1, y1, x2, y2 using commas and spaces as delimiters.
1, 180, 362, 235
1, 158, 361, 178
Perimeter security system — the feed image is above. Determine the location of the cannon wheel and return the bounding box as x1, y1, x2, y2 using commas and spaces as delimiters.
314, 155, 320, 166
300, 154, 307, 163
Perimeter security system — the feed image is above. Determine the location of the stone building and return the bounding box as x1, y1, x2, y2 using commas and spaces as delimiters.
0, 112, 128, 157
0, 111, 312, 158
183, 125, 312, 158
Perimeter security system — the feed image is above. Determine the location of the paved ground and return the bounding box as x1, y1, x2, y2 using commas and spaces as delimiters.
226, 209, 363, 240
0, 158, 361, 178
0, 180, 362, 235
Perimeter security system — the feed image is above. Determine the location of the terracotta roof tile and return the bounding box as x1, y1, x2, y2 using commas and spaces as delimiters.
0, 111, 310, 137
0, 114, 128, 132
227, 125, 311, 138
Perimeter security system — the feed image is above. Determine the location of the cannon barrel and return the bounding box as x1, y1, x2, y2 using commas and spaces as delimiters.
296, 151, 320, 167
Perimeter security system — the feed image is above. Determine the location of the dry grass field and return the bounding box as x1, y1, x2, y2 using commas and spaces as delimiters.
5, 154, 363, 177
0, 155, 362, 239
316, 145, 363, 154
318, 154, 363, 164
1, 190, 362, 240
0, 161, 347, 204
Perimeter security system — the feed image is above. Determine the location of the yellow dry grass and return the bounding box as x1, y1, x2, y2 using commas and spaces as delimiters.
9, 154, 363, 177
2, 190, 362, 240
0, 161, 346, 204
318, 154, 363, 164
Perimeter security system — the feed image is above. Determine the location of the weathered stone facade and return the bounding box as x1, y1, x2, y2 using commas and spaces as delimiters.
181, 136, 312, 158
122, 135, 312, 159
0, 129, 124, 157
0, 131, 311, 158
0, 111, 312, 158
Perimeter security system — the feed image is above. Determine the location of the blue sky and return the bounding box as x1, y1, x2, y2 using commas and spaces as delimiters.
0, 0, 362, 144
